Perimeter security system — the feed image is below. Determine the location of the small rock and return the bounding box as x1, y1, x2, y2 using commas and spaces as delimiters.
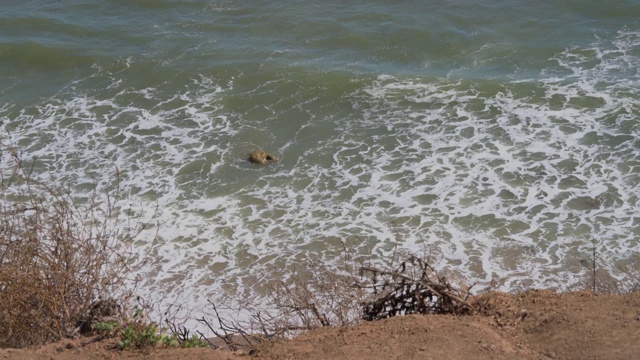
235, 349, 248, 356
248, 150, 277, 164
518, 309, 528, 320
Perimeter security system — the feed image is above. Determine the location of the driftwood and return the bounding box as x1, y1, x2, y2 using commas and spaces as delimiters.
360, 255, 476, 321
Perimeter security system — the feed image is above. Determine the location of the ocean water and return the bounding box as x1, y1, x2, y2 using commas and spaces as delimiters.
1, 0, 639, 309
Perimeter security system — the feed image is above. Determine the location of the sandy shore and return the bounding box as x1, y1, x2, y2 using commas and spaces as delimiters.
2, 289, 640, 360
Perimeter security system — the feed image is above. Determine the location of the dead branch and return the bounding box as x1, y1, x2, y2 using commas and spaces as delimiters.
197, 300, 259, 352
360, 255, 478, 320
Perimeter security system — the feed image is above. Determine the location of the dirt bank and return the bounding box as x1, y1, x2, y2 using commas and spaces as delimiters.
2, 290, 639, 360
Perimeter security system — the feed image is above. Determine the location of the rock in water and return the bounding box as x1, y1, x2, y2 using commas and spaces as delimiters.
249, 150, 277, 164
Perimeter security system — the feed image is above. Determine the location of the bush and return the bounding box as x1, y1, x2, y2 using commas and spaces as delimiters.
92, 307, 209, 350
200, 245, 484, 346
0, 146, 144, 348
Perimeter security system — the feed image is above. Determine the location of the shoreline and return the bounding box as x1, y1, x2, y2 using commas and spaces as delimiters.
2, 289, 639, 360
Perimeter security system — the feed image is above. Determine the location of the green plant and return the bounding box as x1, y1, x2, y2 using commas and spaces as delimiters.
91, 320, 119, 336
114, 307, 207, 350
116, 307, 158, 349
165, 313, 211, 348
179, 334, 209, 348
118, 322, 161, 349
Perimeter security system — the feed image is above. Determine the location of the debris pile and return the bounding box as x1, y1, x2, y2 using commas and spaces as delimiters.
360, 255, 476, 321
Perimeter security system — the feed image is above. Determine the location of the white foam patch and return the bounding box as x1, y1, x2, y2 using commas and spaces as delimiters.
1, 29, 639, 322
339, 29, 640, 289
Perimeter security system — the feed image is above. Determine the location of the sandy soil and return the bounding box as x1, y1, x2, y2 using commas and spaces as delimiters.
2, 290, 639, 360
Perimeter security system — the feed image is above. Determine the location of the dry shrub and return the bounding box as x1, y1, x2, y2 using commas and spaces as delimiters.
0, 147, 145, 348
359, 252, 484, 320
195, 248, 371, 345
201, 243, 487, 344
576, 241, 640, 294
251, 255, 367, 337
615, 254, 640, 293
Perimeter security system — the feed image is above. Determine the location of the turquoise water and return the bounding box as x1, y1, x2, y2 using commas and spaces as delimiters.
1, 1, 639, 306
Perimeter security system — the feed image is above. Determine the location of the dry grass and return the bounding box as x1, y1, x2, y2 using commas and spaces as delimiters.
197, 243, 490, 350
0, 145, 146, 348
576, 241, 640, 294
252, 256, 367, 336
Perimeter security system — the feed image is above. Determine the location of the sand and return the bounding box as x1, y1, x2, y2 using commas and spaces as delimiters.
2, 290, 639, 360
